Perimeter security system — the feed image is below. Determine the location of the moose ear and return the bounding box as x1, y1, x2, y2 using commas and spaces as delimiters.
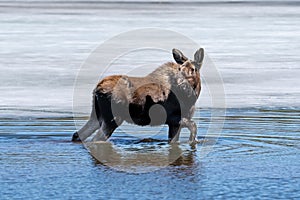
172, 48, 188, 64
194, 48, 204, 69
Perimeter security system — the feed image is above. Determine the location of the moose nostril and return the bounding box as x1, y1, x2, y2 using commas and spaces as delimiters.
178, 67, 181, 71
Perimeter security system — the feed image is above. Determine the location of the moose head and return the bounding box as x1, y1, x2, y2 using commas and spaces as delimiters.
172, 48, 204, 89
172, 48, 204, 74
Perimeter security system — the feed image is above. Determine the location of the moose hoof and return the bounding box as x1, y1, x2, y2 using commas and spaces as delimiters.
189, 138, 199, 146
71, 132, 81, 142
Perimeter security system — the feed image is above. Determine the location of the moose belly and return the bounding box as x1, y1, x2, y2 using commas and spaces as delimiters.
126, 103, 167, 126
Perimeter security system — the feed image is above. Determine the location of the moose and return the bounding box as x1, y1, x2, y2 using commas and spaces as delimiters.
72, 48, 204, 144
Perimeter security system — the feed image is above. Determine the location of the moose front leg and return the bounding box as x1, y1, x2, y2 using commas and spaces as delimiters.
180, 118, 198, 145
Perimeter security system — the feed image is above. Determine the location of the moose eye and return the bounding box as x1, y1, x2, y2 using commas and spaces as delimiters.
191, 68, 195, 72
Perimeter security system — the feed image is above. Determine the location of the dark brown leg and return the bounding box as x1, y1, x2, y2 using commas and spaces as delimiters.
72, 95, 100, 142
92, 120, 121, 141
168, 124, 181, 143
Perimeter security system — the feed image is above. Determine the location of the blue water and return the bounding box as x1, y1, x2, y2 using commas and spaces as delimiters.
0, 1, 300, 199
1, 108, 300, 199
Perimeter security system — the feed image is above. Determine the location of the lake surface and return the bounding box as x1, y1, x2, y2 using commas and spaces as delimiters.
1, 108, 299, 199
0, 1, 299, 199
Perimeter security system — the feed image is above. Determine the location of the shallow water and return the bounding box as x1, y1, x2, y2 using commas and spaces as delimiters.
1, 1, 300, 199
1, 108, 300, 199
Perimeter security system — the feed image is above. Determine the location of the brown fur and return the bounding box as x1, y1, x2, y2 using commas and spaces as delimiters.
95, 62, 200, 107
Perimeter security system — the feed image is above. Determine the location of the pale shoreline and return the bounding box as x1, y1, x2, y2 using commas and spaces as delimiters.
0, 1, 299, 118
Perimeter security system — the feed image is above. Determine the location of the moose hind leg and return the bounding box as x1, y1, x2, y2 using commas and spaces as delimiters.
92, 120, 120, 142
72, 118, 101, 142
72, 103, 100, 142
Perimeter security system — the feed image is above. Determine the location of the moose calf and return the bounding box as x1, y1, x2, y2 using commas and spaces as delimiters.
72, 48, 204, 144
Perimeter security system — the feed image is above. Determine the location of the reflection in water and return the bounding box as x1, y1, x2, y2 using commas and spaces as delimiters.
87, 140, 198, 173
170, 148, 195, 167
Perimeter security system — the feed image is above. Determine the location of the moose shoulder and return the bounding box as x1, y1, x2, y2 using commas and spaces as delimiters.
72, 48, 204, 144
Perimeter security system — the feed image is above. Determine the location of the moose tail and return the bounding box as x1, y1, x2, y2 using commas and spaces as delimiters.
94, 94, 101, 121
